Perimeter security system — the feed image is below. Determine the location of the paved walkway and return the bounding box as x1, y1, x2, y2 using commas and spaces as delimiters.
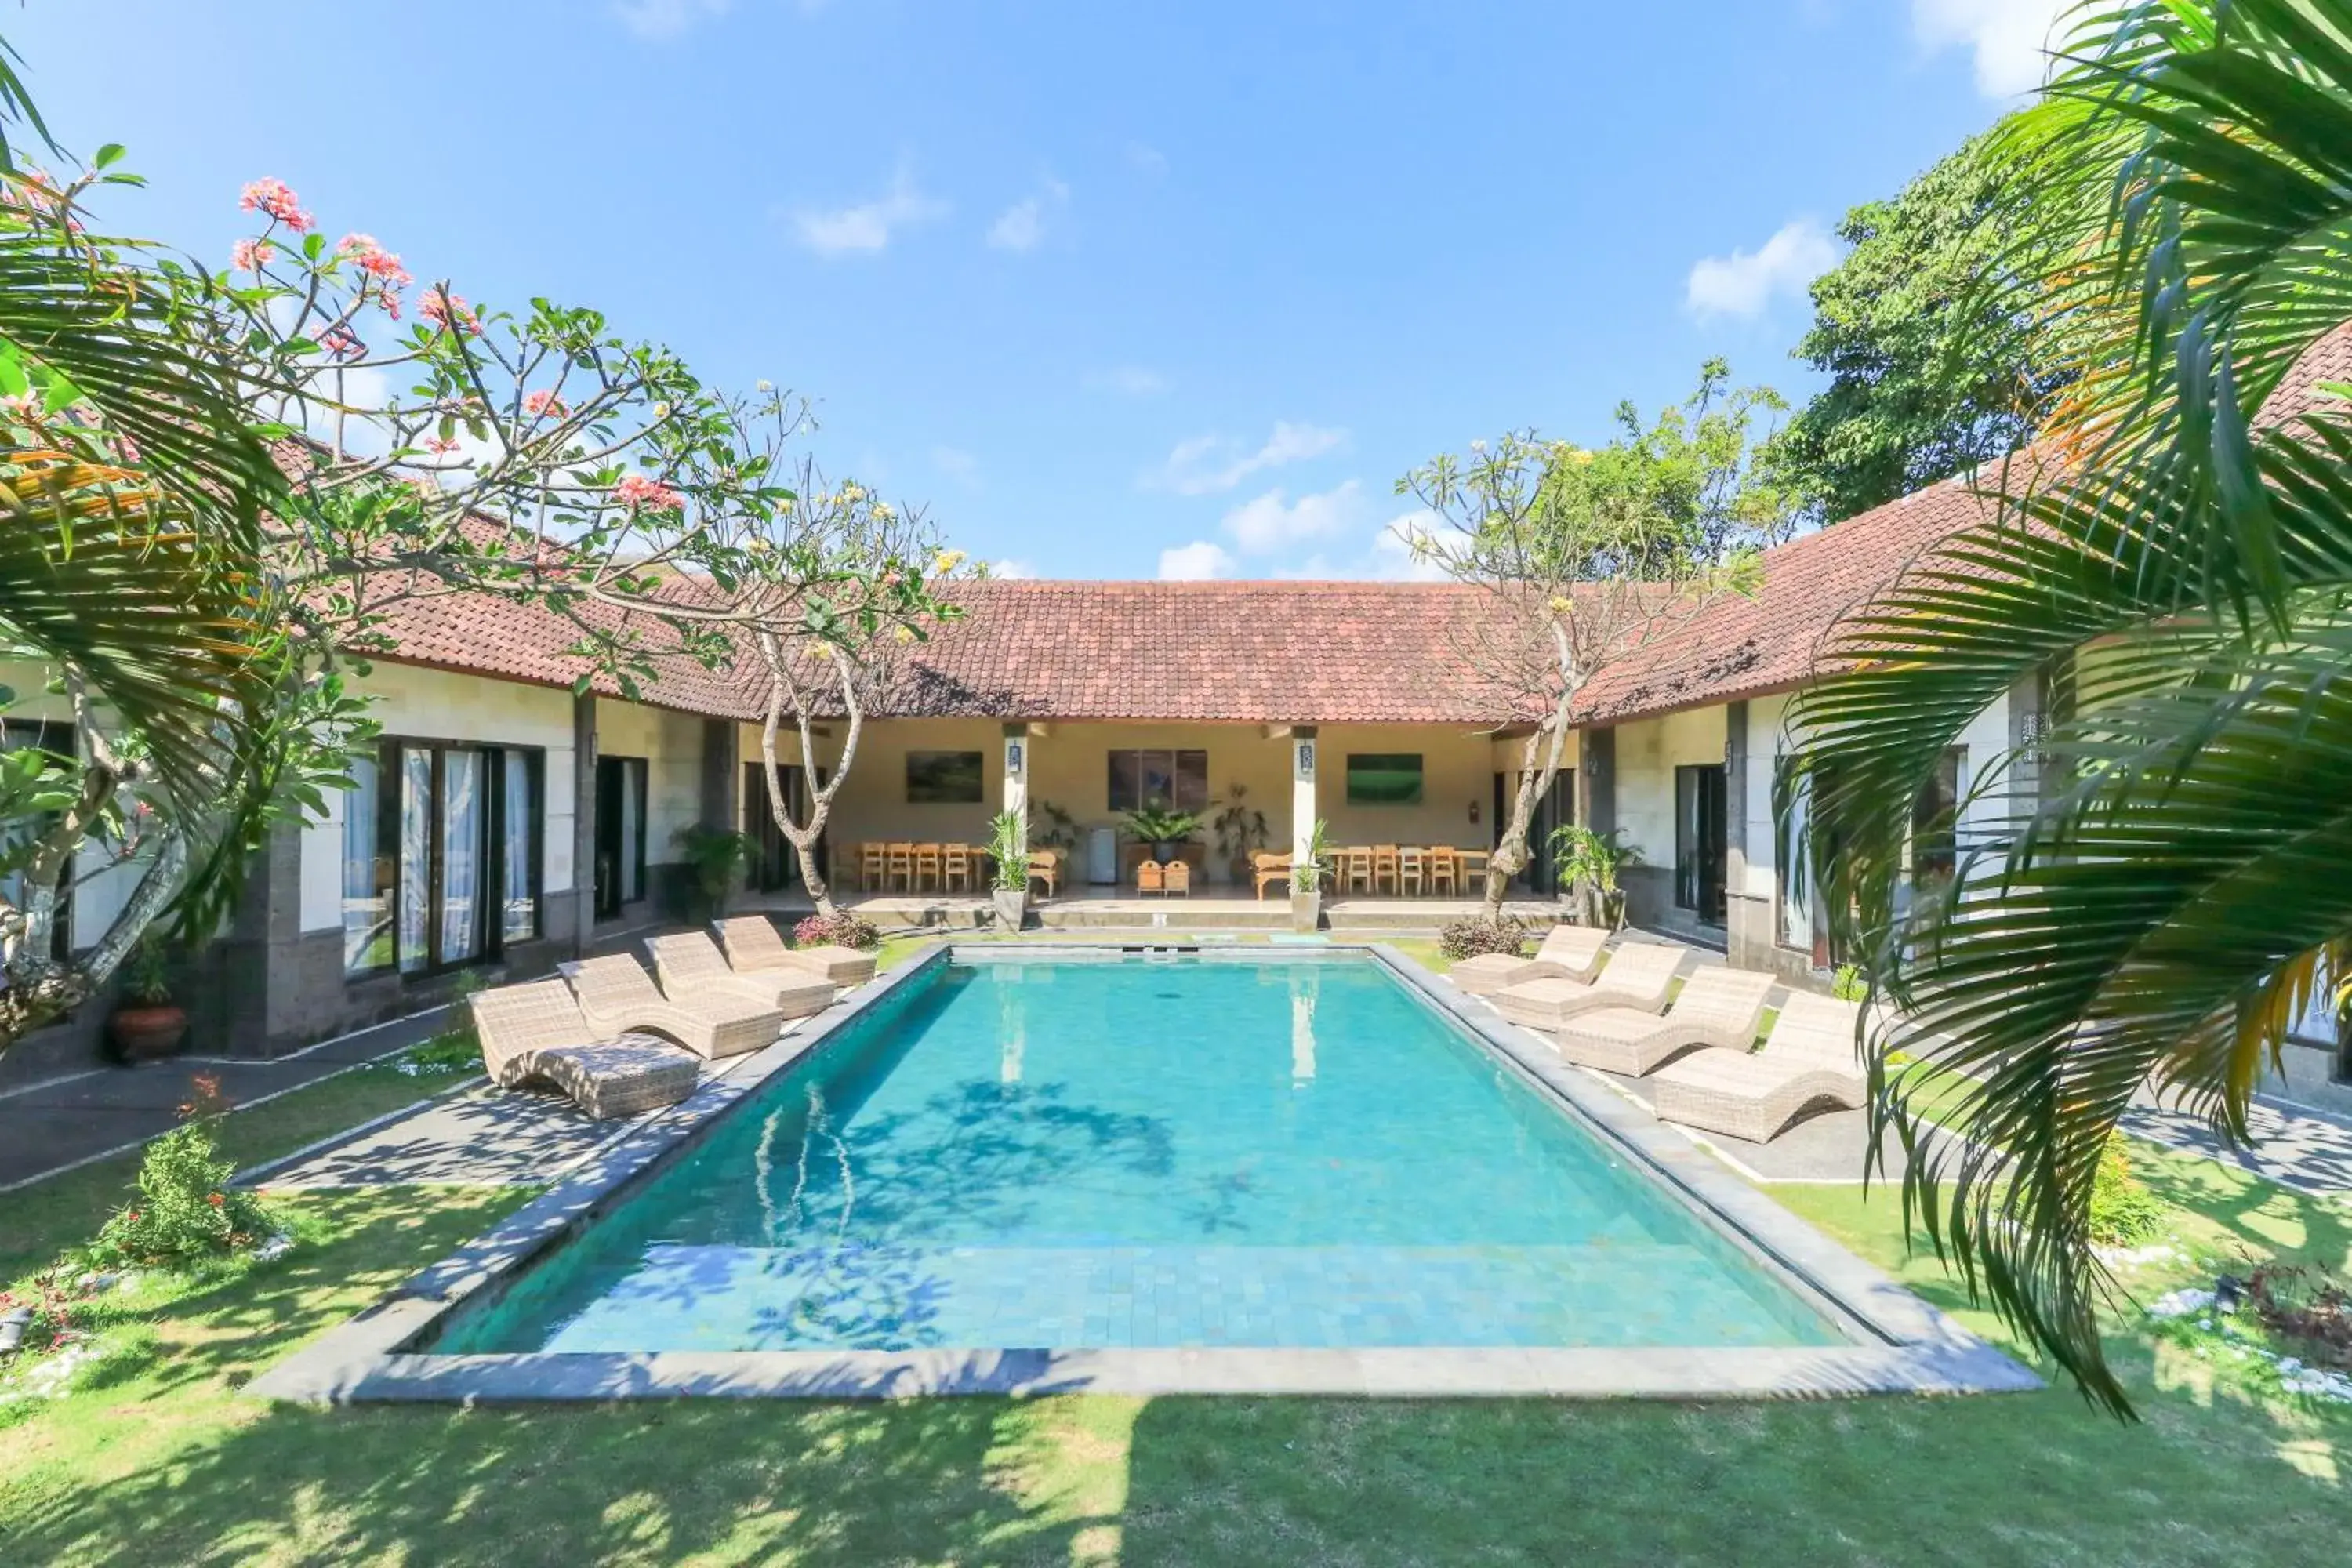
2123, 1097, 2352, 1198
0, 1008, 447, 1191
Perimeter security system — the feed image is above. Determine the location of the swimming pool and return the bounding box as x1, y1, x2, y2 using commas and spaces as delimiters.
434, 951, 1841, 1356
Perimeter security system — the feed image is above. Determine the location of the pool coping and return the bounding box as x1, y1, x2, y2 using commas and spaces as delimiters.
250, 940, 2041, 1404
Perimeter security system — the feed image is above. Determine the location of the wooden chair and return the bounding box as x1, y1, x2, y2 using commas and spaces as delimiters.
1138, 858, 1166, 896
1342, 846, 1374, 894
857, 842, 885, 893
1164, 858, 1191, 897
1028, 848, 1061, 898
1398, 846, 1426, 896
942, 843, 973, 892
1250, 851, 1291, 901
1457, 848, 1492, 899
1428, 847, 1460, 896
884, 841, 915, 892
1373, 844, 1401, 895
913, 843, 943, 893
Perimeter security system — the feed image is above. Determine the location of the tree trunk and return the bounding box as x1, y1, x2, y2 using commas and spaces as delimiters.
1485, 710, 1573, 916
758, 644, 868, 922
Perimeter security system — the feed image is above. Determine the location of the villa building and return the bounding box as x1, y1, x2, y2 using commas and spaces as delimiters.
9, 336, 2352, 1112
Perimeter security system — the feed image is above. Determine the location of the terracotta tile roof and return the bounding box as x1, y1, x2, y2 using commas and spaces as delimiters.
873, 579, 1530, 724
351, 321, 2352, 731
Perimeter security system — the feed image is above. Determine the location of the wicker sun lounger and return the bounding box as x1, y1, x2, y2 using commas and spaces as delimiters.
1552, 966, 1777, 1076
650, 931, 837, 1018
1650, 992, 1868, 1144
566, 954, 784, 1060
1492, 942, 1687, 1033
1450, 924, 1610, 996
716, 915, 878, 987
470, 980, 698, 1120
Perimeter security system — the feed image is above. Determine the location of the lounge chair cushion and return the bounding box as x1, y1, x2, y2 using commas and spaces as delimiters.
528, 1036, 699, 1120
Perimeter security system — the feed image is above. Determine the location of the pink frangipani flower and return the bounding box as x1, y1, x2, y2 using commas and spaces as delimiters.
419, 289, 481, 336
613, 473, 684, 513
230, 237, 275, 271
336, 232, 413, 287
238, 176, 313, 233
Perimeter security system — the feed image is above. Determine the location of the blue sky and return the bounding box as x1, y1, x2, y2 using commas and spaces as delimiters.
9, 2, 2049, 579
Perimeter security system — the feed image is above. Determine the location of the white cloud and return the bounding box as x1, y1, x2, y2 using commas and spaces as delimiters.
931, 446, 980, 488
1685, 219, 1838, 320
1368, 512, 1448, 581
1088, 365, 1167, 397
1221, 481, 1364, 555
1270, 510, 1451, 582
1152, 420, 1349, 495
986, 177, 1070, 253
1126, 142, 1169, 178
1157, 540, 1235, 580
791, 166, 948, 256
1912, 0, 2067, 98
612, 0, 730, 38
990, 558, 1036, 579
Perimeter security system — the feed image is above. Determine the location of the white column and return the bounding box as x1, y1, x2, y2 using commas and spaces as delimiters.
1290, 728, 1318, 866
1002, 723, 1029, 851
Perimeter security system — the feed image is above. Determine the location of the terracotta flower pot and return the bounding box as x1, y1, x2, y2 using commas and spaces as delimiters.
108, 1004, 189, 1062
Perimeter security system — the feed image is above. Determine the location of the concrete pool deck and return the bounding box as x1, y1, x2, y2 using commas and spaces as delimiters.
249, 941, 2041, 1406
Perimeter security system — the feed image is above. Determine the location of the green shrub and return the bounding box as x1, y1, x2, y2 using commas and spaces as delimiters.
1831, 964, 1868, 1002
85, 1120, 274, 1269
1439, 915, 1530, 962
2089, 1144, 2166, 1246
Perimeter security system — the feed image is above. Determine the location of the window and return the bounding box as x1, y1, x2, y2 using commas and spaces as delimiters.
1911, 746, 1965, 891
595, 756, 648, 919
1106, 749, 1208, 813
347, 739, 540, 979
1346, 753, 1424, 805
906, 750, 985, 804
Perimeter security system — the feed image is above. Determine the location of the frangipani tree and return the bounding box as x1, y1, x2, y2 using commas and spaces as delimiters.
1400, 362, 1783, 913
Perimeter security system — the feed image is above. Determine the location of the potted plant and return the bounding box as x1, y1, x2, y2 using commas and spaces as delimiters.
675, 825, 751, 920
986, 808, 1030, 931
1211, 785, 1269, 884
107, 935, 189, 1062
1290, 818, 1331, 932
1029, 799, 1080, 855
1551, 824, 1642, 930
1120, 805, 1202, 865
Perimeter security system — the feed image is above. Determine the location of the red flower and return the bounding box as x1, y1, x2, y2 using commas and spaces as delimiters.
208, 1192, 226, 1207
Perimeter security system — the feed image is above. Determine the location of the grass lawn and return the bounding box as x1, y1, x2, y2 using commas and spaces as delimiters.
4, 1058, 2349, 1563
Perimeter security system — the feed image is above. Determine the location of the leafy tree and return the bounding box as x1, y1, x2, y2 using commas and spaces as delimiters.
1400, 361, 1782, 913
1780, 0, 2352, 1414
0, 38, 967, 1053
1765, 129, 2064, 523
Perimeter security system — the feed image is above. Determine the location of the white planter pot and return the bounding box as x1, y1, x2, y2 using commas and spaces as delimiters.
1290, 891, 1322, 932
991, 889, 1028, 931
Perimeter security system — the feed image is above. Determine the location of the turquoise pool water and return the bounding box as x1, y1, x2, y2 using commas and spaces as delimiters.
436, 954, 1842, 1353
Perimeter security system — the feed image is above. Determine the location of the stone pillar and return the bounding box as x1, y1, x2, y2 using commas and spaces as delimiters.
1001, 723, 1029, 851
1722, 700, 1775, 970
1290, 727, 1319, 864
1577, 726, 1615, 838
572, 692, 598, 956
699, 718, 738, 834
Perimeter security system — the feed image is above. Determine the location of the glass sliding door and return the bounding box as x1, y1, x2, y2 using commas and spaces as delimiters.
342, 753, 393, 975
594, 756, 648, 919
439, 749, 485, 965
397, 746, 434, 974
363, 738, 543, 978
500, 751, 539, 942
1674, 763, 1728, 924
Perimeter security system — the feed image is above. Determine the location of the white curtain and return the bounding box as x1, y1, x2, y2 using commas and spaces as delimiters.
397, 748, 432, 973
502, 751, 535, 942
342, 753, 384, 974
440, 750, 482, 964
